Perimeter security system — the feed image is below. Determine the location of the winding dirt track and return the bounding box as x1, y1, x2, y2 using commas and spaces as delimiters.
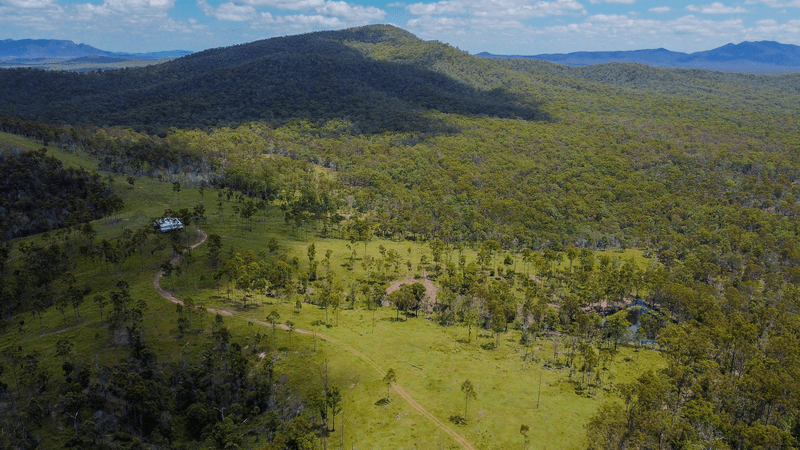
153, 228, 233, 317
154, 228, 475, 450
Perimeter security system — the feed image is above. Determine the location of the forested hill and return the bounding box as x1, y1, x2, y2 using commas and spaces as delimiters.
494, 57, 800, 99
0, 25, 546, 134
2, 25, 800, 135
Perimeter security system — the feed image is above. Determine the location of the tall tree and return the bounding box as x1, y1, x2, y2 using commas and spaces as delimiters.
267, 309, 280, 345
94, 294, 107, 321
285, 320, 295, 348
326, 385, 342, 431
383, 368, 396, 401
347, 217, 373, 257
461, 379, 477, 423
464, 309, 479, 343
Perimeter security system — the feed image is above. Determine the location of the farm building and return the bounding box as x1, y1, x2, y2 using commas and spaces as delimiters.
153, 217, 184, 232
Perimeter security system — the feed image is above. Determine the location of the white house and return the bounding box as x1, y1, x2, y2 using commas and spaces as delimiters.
153, 217, 184, 232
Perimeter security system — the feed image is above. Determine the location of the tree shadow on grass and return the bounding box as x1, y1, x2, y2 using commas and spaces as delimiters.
448, 415, 466, 425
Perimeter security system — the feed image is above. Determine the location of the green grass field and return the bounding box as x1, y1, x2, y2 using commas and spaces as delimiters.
1, 133, 664, 449
194, 295, 662, 449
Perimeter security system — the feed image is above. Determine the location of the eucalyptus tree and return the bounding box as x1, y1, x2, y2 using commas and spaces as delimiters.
347, 217, 373, 257
383, 368, 396, 400
267, 309, 280, 344
464, 309, 479, 343
461, 379, 477, 423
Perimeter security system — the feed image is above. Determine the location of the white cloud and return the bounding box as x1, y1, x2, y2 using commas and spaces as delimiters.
406, 14, 491, 34
686, 2, 748, 13
244, 0, 325, 10
744, 0, 800, 7
409, 11, 785, 54
1, 0, 798, 59
198, 0, 384, 25
747, 17, 800, 36
406, 0, 584, 21
2, 0, 55, 8
203, 1, 256, 21
255, 11, 350, 28
604, 0, 635, 4
0, 0, 203, 50
406, 0, 466, 15
315, 1, 385, 21
74, 3, 110, 17
197, 0, 387, 26
108, 0, 176, 11
573, 13, 752, 42
69, 0, 177, 19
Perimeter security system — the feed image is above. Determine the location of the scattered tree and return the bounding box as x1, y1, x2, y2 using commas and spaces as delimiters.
461, 379, 477, 423
383, 368, 397, 401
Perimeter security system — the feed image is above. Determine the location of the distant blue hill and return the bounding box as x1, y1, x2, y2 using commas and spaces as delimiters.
477, 41, 800, 73
0, 38, 192, 60
114, 50, 194, 59
68, 55, 131, 63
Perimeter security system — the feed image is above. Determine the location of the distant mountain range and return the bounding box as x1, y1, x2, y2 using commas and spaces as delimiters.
0, 38, 192, 60
5, 37, 798, 73
477, 41, 800, 73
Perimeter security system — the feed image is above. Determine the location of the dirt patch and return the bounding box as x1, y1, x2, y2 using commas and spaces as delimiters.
386, 276, 438, 313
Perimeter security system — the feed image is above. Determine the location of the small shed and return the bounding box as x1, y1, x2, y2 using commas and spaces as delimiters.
153, 217, 184, 232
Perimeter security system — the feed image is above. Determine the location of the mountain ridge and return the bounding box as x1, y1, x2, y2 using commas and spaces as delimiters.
478, 40, 800, 73
1, 25, 798, 135
0, 38, 192, 60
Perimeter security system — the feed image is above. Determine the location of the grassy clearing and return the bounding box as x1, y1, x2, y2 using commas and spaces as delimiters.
593, 248, 655, 268
0, 131, 99, 170
1, 132, 663, 449
191, 289, 662, 450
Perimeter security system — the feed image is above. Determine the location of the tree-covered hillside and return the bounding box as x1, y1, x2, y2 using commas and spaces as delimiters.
3, 24, 800, 450
0, 146, 122, 241
0, 25, 545, 134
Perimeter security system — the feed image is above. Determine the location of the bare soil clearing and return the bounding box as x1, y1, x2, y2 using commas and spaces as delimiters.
386, 276, 439, 313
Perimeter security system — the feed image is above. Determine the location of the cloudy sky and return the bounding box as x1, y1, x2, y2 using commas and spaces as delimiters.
1, 0, 799, 54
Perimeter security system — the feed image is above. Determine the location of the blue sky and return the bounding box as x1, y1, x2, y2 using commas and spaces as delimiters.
1, 0, 799, 54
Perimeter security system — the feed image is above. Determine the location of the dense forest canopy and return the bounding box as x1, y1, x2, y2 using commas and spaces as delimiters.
0, 146, 122, 241
2, 24, 800, 450
0, 25, 546, 134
